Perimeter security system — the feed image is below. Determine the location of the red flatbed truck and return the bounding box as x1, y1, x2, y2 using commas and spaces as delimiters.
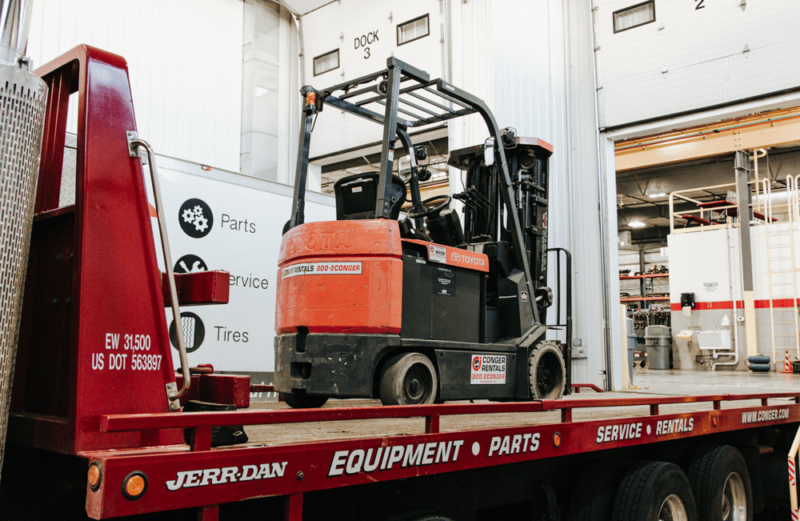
3, 45, 800, 521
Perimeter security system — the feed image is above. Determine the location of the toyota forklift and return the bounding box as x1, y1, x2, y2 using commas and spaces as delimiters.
274, 58, 571, 408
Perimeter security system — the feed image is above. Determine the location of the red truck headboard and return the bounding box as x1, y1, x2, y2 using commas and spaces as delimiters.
9, 45, 184, 454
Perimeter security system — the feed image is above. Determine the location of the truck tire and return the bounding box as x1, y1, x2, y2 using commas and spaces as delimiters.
282, 393, 329, 409
529, 341, 566, 400
688, 445, 752, 521
380, 353, 438, 406
568, 458, 633, 521
613, 461, 698, 521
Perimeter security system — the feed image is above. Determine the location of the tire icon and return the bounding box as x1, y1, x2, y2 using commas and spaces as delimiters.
169, 312, 205, 353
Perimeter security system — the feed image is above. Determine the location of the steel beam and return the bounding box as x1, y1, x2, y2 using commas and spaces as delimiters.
616, 112, 800, 171
375, 64, 402, 219
735, 151, 758, 359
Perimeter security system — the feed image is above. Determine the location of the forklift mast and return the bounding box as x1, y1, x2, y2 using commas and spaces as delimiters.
449, 137, 554, 322
288, 57, 542, 328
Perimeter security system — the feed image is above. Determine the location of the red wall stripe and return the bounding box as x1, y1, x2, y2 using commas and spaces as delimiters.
669, 300, 800, 311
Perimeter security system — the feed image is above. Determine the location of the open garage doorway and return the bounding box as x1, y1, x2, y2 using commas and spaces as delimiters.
602, 95, 800, 381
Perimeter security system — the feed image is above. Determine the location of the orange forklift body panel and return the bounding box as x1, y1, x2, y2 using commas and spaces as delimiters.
275, 220, 403, 334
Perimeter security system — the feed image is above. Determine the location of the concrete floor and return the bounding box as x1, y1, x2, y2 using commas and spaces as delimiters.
630, 367, 800, 395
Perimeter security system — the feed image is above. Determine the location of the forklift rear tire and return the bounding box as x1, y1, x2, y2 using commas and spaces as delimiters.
529, 341, 567, 400
282, 393, 329, 409
379, 353, 438, 406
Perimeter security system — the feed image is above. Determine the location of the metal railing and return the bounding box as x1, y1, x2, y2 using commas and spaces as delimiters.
669, 151, 791, 235
763, 177, 800, 368
100, 392, 800, 440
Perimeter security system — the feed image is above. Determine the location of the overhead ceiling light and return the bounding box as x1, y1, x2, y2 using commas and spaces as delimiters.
649, 193, 667, 198
628, 221, 646, 228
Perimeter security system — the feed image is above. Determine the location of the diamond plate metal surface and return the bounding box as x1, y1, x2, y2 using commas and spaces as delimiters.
59, 133, 77, 207
0, 62, 47, 477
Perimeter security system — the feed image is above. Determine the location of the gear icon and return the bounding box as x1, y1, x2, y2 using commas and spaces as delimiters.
182, 208, 195, 223
193, 205, 203, 216
194, 214, 209, 232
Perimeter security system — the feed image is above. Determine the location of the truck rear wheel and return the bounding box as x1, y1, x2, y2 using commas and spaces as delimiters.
529, 341, 566, 400
613, 461, 698, 521
379, 353, 438, 406
687, 445, 752, 521
282, 393, 329, 409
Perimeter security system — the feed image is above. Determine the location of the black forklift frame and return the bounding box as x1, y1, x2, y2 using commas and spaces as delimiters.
288, 57, 541, 328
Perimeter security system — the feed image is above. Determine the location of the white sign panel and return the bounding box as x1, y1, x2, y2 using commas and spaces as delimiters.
470, 355, 507, 385
152, 166, 335, 373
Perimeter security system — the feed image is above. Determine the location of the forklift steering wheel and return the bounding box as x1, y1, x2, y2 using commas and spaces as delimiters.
407, 195, 452, 219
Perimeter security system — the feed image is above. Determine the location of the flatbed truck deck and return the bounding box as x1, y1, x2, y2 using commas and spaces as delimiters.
7, 372, 800, 519
81, 383, 800, 519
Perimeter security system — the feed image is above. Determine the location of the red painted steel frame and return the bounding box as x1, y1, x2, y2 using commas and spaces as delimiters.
571, 383, 604, 393
161, 270, 231, 307
9, 45, 183, 454
84, 393, 800, 518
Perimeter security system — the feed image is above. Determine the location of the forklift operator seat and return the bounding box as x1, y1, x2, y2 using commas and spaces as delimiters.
334, 172, 407, 220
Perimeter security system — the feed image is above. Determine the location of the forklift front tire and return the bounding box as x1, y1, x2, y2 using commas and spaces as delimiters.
282, 393, 329, 409
379, 353, 438, 406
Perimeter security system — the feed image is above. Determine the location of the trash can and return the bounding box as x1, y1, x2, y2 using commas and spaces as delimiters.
645, 325, 672, 370
626, 318, 636, 383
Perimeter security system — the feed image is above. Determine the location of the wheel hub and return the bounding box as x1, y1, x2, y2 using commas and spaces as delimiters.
722, 472, 746, 521
403, 365, 431, 403
658, 494, 687, 521
532, 346, 565, 399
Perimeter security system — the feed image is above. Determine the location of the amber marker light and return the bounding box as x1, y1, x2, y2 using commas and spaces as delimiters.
553, 432, 562, 448
305, 92, 317, 107
87, 462, 102, 491
122, 471, 148, 501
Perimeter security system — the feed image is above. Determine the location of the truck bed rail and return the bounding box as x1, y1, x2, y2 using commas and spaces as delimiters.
100, 392, 800, 434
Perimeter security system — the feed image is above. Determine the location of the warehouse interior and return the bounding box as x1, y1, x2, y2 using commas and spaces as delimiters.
1, 0, 796, 400
3, 0, 800, 519
616, 105, 800, 373
1, 0, 798, 403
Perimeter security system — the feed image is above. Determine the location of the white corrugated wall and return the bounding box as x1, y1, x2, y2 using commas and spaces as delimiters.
27, 0, 244, 172
300, 0, 443, 158
447, 0, 619, 389
594, 0, 800, 128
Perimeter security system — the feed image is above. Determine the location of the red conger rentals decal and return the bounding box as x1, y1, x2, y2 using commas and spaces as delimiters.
281, 262, 362, 279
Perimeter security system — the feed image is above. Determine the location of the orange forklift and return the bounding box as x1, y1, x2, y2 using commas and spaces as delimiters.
274, 58, 571, 408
